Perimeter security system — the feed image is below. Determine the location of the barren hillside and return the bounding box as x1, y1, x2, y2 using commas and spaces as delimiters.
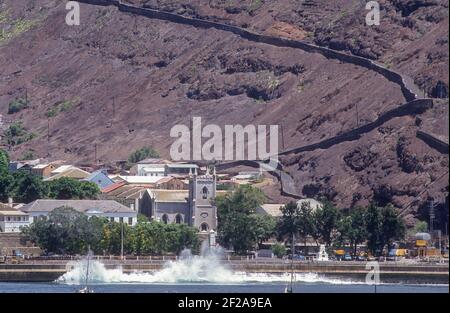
0, 0, 448, 227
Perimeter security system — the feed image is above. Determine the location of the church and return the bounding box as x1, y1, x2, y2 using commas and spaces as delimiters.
134, 166, 218, 232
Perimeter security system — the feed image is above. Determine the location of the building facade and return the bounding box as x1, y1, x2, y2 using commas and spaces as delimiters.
19, 200, 138, 226
134, 168, 217, 232
0, 203, 30, 233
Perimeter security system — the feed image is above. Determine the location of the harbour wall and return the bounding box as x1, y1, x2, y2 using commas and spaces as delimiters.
0, 262, 448, 283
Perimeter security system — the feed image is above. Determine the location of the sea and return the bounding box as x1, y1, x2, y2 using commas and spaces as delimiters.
0, 281, 448, 293
0, 249, 448, 293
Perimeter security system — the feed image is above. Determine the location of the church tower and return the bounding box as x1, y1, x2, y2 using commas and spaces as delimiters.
189, 165, 217, 232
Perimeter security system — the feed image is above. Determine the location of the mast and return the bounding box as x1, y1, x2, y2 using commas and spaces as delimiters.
85, 246, 90, 288
290, 233, 294, 293
120, 221, 124, 260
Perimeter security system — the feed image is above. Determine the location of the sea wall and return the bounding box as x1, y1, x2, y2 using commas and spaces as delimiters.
0, 262, 448, 283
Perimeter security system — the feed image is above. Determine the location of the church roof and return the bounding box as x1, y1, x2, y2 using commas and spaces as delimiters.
150, 190, 188, 202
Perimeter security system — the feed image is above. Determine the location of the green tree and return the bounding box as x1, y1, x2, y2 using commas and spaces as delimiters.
0, 149, 9, 174
378, 205, 405, 254
0, 149, 12, 202
277, 201, 301, 255
251, 214, 276, 248
365, 203, 381, 255
0, 174, 13, 202
297, 202, 316, 253
313, 200, 340, 246
47, 177, 99, 200
21, 207, 99, 255
408, 220, 428, 236
8, 171, 48, 203
366, 203, 406, 256
216, 185, 266, 254
272, 242, 287, 258
128, 146, 160, 164
337, 207, 367, 256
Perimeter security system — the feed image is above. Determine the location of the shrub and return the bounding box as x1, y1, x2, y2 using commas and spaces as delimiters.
272, 242, 287, 258
3, 122, 36, 146
128, 146, 160, 164
7, 98, 27, 114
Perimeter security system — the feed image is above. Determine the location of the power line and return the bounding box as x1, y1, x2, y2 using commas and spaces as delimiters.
399, 170, 449, 217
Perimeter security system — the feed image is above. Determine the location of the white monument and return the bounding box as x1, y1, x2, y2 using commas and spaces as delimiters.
316, 244, 329, 261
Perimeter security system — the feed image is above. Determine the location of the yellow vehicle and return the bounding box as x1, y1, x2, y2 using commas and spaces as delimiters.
10, 256, 24, 264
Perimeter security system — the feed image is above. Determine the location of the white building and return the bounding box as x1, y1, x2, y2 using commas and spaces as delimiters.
19, 199, 138, 226
135, 158, 172, 176
0, 203, 30, 233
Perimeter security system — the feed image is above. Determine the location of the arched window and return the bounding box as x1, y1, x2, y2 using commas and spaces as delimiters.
175, 214, 183, 224
162, 214, 169, 224
200, 223, 209, 232
202, 186, 209, 199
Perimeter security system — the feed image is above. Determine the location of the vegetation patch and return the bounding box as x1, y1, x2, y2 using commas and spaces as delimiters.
46, 100, 75, 118
3, 122, 36, 146
0, 11, 40, 45
7, 98, 28, 114
128, 146, 160, 164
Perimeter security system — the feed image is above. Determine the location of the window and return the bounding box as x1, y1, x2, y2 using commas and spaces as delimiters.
119, 217, 124, 223
175, 214, 182, 224
110, 217, 114, 222
200, 223, 209, 232
128, 217, 133, 225
202, 186, 209, 199
162, 214, 168, 224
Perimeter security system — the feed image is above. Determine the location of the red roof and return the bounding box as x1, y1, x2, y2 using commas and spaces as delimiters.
101, 181, 126, 193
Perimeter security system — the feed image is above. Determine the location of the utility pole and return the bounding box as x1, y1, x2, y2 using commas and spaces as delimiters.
429, 198, 436, 234
112, 97, 116, 120
24, 88, 28, 107
94, 143, 98, 165
47, 118, 50, 157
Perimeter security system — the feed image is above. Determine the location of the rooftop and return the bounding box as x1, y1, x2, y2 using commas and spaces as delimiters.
257, 204, 285, 217
166, 163, 199, 169
51, 165, 74, 174
20, 199, 135, 214
137, 158, 172, 165
0, 203, 28, 216
115, 175, 165, 184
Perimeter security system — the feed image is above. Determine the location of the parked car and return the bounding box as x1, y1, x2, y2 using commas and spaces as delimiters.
356, 255, 367, 261
343, 254, 353, 261
287, 254, 305, 260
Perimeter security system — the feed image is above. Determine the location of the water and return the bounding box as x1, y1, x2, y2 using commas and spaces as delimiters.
0, 248, 448, 293
0, 282, 447, 293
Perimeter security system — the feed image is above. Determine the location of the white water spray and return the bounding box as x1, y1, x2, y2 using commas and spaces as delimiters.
57, 247, 357, 285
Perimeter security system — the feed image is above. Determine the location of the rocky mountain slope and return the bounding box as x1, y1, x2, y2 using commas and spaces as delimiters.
0, 0, 448, 227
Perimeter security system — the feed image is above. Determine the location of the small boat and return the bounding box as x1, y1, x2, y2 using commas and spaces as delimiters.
77, 286, 94, 294
77, 248, 94, 293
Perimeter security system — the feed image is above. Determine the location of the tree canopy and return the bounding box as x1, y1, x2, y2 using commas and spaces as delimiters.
216, 185, 273, 254
22, 207, 200, 256
128, 146, 160, 164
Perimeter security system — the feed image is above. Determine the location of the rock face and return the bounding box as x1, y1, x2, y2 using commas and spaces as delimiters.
0, 0, 448, 224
